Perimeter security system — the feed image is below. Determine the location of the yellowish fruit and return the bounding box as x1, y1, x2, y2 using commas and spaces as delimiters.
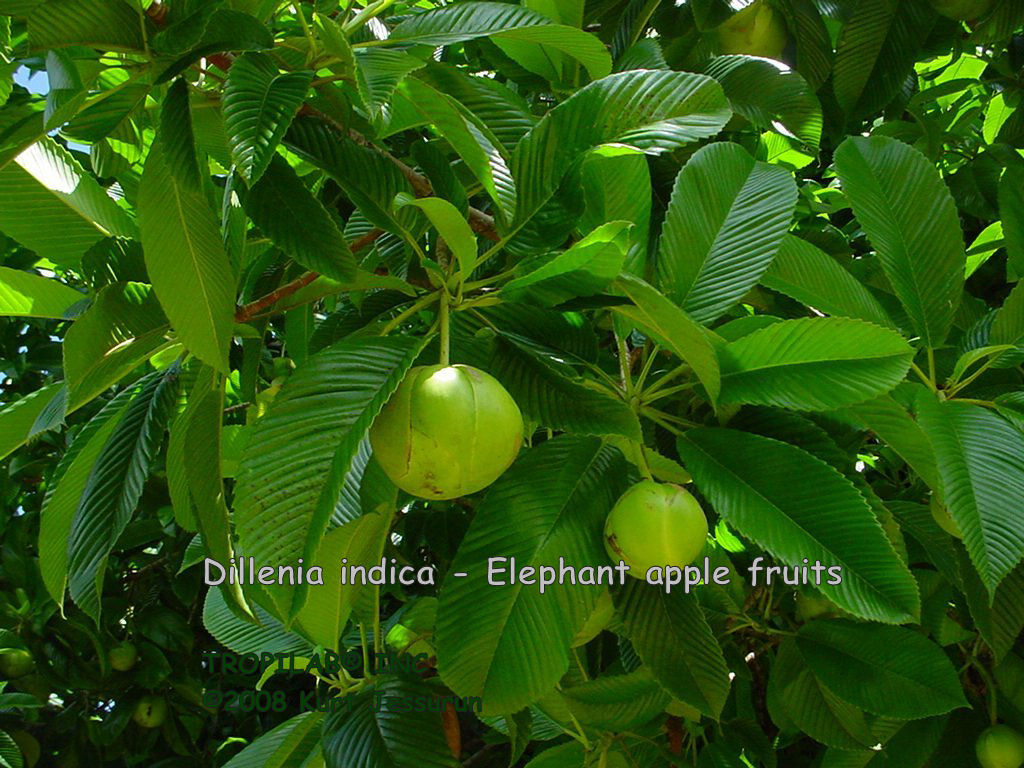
571, 589, 615, 647
0, 649, 34, 679
370, 365, 523, 500
604, 481, 708, 579
930, 495, 963, 539
977, 725, 1024, 768
717, 0, 788, 59
108, 642, 138, 672
132, 695, 168, 728
930, 0, 993, 20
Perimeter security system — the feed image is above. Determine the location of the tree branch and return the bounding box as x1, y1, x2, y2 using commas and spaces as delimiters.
234, 228, 384, 321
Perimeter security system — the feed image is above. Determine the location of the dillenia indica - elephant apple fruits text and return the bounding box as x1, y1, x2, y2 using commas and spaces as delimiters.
929, 0, 993, 19
977, 725, 1024, 768
370, 365, 524, 500
717, 0, 788, 59
0, 648, 34, 679
604, 481, 709, 579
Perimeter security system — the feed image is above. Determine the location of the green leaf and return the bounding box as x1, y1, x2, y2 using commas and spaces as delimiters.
384, 2, 611, 80
767, 639, 877, 750
202, 587, 310, 656
834, 135, 965, 347
961, 555, 1024, 663
292, 512, 391, 650
614, 579, 731, 719
510, 70, 730, 229
718, 317, 914, 411
395, 194, 478, 283
796, 619, 967, 719
62, 282, 171, 409
0, 267, 83, 318
501, 221, 631, 306
560, 667, 670, 731
234, 336, 425, 617
0, 138, 138, 265
435, 436, 629, 715
1000, 165, 1024, 277
990, 279, 1024, 367
677, 428, 920, 624
38, 386, 135, 604
610, 273, 721, 406
223, 52, 312, 184
761, 235, 894, 329
846, 394, 940, 491
916, 398, 1024, 597
243, 154, 357, 282
139, 140, 235, 372
484, 333, 642, 440
655, 141, 797, 323
28, 0, 150, 51
355, 49, 426, 126
322, 679, 460, 768
0, 382, 65, 462
221, 713, 323, 768
159, 78, 201, 190
703, 55, 822, 146
832, 0, 935, 120
67, 367, 180, 619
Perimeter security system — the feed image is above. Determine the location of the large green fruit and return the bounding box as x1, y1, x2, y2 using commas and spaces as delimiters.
930, 0, 993, 19
603, 481, 709, 579
370, 365, 523, 500
717, 0, 788, 59
0, 649, 34, 679
108, 641, 138, 672
930, 495, 963, 538
977, 725, 1024, 768
133, 695, 168, 728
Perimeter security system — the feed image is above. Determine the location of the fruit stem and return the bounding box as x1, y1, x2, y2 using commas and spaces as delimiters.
439, 291, 451, 366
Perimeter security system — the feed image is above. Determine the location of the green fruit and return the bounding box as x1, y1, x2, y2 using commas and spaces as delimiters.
370, 365, 524, 500
132, 695, 168, 729
666, 699, 702, 721
0, 649, 35, 679
717, 0, 788, 59
930, 0, 993, 20
108, 642, 138, 672
795, 593, 838, 622
977, 725, 1024, 768
930, 495, 963, 538
571, 589, 615, 647
604, 481, 709, 579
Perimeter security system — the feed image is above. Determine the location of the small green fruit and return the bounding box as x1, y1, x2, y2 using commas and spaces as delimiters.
604, 481, 709, 579
977, 725, 1024, 768
795, 592, 838, 622
571, 589, 615, 647
930, 495, 962, 538
370, 365, 524, 500
132, 695, 168, 729
108, 642, 138, 672
0, 649, 34, 679
666, 699, 702, 721
717, 0, 788, 59
930, 0, 993, 20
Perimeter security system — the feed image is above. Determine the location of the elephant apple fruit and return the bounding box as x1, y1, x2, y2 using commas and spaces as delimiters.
717, 0, 788, 59
604, 481, 708, 579
0, 649, 34, 679
977, 725, 1024, 768
370, 365, 523, 500
132, 695, 168, 729
108, 642, 138, 672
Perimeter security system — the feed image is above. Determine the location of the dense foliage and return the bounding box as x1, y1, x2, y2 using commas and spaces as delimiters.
2, 0, 1024, 765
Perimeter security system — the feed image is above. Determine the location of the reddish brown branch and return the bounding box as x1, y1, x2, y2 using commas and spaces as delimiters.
234, 228, 384, 321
